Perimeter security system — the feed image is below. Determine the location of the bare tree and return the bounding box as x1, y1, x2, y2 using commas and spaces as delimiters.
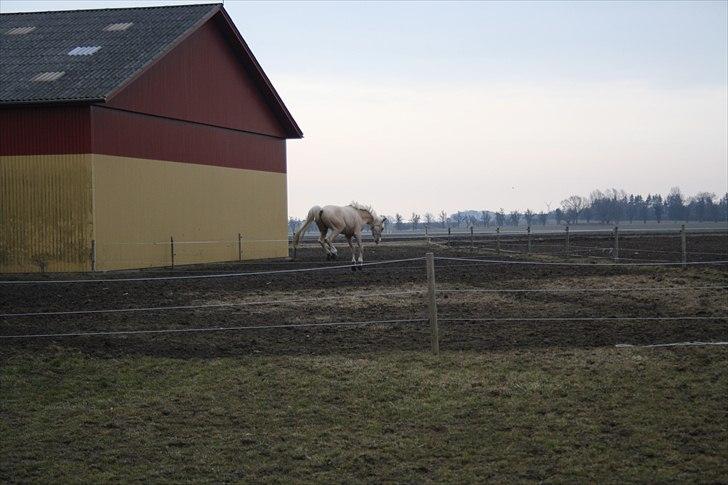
395, 213, 404, 230
495, 208, 506, 227
424, 212, 434, 225
538, 211, 548, 226
524, 209, 534, 226
453, 211, 465, 227
439, 210, 447, 228
410, 213, 421, 231
509, 210, 521, 226
481, 210, 491, 227
561, 195, 587, 224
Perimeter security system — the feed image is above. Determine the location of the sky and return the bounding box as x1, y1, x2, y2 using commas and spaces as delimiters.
3, 0, 727, 218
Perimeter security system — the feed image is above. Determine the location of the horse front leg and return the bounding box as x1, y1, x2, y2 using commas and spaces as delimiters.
354, 234, 364, 269
346, 236, 357, 271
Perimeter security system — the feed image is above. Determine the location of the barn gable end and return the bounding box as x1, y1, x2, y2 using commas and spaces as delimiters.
105, 13, 292, 138
0, 4, 301, 273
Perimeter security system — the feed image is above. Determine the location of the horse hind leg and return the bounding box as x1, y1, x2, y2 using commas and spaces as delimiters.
318, 231, 332, 260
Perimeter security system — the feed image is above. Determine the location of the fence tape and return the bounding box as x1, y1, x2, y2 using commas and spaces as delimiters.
0, 257, 425, 285
0, 289, 425, 318
615, 341, 728, 348
0, 318, 428, 339
434, 256, 728, 267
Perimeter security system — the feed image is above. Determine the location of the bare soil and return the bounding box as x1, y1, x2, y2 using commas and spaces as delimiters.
2, 234, 726, 360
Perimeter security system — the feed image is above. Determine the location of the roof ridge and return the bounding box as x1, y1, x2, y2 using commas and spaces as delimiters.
0, 3, 221, 17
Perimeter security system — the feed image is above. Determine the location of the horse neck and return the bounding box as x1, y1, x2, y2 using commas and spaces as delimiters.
356, 209, 375, 225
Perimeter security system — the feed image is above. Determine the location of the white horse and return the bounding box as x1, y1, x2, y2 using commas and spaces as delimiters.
292, 203, 386, 268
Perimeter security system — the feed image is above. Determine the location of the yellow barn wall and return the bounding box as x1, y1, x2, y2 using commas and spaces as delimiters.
0, 154, 93, 273
92, 154, 289, 271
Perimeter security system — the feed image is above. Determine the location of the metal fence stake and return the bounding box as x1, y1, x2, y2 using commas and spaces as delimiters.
470, 226, 474, 251
426, 252, 439, 355
613, 226, 619, 262
170, 236, 175, 269
448, 227, 451, 245
496, 226, 501, 254
238, 233, 243, 262
527, 226, 532, 254
565, 225, 570, 258
681, 224, 687, 268
91, 239, 96, 272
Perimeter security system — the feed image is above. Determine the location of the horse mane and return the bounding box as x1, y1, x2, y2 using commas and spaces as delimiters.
348, 201, 378, 219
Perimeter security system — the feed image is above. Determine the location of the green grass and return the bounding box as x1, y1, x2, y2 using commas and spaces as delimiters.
2, 347, 727, 482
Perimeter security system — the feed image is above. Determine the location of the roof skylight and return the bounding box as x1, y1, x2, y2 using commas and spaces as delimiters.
5, 26, 36, 35
32, 71, 65, 82
104, 22, 133, 31
68, 46, 101, 56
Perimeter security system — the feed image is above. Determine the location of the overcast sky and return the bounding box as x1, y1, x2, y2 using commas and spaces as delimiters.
3, 0, 727, 218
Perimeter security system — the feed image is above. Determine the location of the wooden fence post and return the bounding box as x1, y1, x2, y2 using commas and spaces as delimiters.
496, 226, 501, 254
527, 226, 532, 254
470, 226, 474, 251
565, 225, 570, 258
613, 226, 619, 262
170, 236, 175, 269
91, 239, 96, 272
681, 224, 686, 268
426, 252, 439, 355
238, 233, 243, 262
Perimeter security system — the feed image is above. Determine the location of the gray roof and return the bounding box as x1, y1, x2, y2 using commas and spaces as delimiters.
0, 4, 220, 104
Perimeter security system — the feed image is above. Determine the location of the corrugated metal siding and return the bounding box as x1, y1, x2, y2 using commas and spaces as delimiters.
106, 17, 288, 138
0, 154, 93, 272
91, 106, 286, 172
0, 106, 91, 156
93, 154, 288, 271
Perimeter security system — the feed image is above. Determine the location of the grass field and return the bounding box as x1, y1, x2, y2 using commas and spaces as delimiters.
2, 346, 727, 482
2, 237, 727, 482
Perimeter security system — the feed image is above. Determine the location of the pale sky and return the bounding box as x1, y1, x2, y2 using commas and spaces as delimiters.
3, 0, 727, 218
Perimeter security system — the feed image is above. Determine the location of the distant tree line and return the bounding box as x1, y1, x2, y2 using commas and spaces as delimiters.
289, 188, 728, 233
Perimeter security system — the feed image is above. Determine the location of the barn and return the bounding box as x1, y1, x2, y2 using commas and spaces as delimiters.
0, 3, 302, 272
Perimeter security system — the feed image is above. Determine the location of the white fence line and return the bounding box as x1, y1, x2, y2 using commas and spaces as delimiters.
439, 316, 727, 322
616, 341, 728, 348
433, 256, 728, 267
0, 318, 429, 339
437, 286, 728, 294
0, 257, 425, 285
0, 289, 425, 318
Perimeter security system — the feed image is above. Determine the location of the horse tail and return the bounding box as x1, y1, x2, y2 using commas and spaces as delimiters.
292, 205, 322, 256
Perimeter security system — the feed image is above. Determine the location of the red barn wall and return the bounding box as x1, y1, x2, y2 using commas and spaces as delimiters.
106, 14, 287, 138
0, 105, 91, 156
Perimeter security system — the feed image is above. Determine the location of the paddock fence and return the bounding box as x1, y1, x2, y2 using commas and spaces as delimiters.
1, 252, 727, 351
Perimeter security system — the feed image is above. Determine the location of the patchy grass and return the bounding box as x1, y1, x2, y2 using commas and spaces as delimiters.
2, 347, 727, 482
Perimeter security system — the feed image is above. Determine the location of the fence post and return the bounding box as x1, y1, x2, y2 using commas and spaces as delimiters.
496, 226, 501, 254
470, 225, 474, 251
681, 224, 686, 268
565, 225, 570, 258
91, 239, 96, 272
426, 252, 439, 355
613, 226, 619, 262
170, 236, 175, 269
238, 233, 243, 262
527, 226, 531, 254
448, 227, 451, 245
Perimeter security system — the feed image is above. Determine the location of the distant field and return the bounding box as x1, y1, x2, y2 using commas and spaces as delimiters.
2, 237, 727, 481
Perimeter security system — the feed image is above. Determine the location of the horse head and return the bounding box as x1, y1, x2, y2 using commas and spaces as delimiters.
371, 216, 387, 244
